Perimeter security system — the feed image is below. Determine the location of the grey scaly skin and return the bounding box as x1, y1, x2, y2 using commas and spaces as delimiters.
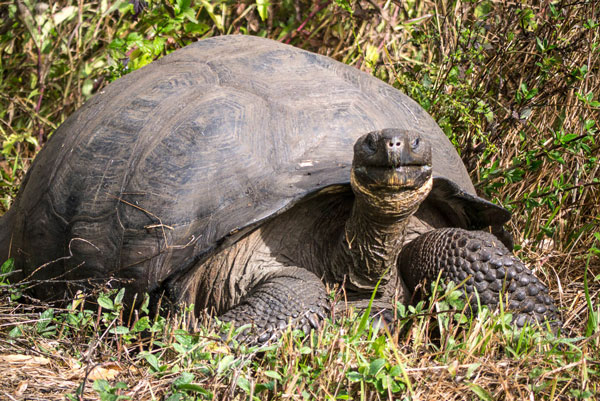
399, 228, 559, 328
216, 129, 559, 341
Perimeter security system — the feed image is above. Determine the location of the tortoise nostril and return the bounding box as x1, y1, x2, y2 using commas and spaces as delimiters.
396, 142, 401, 147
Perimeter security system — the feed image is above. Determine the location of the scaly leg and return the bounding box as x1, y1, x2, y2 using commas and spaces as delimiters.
219, 266, 330, 343
399, 228, 560, 328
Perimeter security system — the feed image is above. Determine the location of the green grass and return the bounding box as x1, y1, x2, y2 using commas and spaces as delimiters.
0, 281, 591, 400
1, 0, 599, 400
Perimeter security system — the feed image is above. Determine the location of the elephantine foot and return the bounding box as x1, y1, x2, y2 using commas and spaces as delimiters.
218, 267, 330, 343
399, 228, 560, 329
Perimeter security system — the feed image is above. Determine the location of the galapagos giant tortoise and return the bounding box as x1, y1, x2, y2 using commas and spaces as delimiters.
0, 35, 559, 340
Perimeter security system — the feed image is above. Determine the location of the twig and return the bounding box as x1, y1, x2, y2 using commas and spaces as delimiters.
282, 0, 330, 44
475, 133, 595, 188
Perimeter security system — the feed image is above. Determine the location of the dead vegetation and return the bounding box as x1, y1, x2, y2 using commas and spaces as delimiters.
0, 0, 599, 400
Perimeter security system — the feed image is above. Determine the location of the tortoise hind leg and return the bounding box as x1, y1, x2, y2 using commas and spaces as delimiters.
219, 266, 330, 343
0, 208, 15, 264
398, 228, 560, 329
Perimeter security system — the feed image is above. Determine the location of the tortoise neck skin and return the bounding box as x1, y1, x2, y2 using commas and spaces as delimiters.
339, 175, 433, 291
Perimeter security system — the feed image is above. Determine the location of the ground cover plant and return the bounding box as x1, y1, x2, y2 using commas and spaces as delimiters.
0, 0, 598, 399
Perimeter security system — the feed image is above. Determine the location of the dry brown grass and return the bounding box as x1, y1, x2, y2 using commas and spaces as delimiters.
0, 297, 588, 400
318, 0, 600, 341
0, 0, 599, 400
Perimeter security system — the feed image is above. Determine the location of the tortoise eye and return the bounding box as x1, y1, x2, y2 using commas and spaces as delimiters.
411, 137, 420, 150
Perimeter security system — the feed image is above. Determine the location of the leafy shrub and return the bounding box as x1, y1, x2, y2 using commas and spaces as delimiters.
1, 1, 599, 399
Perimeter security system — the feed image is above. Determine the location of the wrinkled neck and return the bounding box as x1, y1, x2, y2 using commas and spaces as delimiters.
341, 199, 409, 290
329, 176, 433, 292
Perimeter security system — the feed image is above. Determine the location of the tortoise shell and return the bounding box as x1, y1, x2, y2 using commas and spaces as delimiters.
0, 35, 509, 300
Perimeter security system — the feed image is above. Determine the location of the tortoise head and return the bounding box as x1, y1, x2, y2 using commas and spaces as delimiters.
351, 128, 433, 218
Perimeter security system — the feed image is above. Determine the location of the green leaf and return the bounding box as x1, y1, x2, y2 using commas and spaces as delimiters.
474, 1, 492, 18
97, 294, 114, 310
468, 383, 493, 401
140, 294, 149, 314
217, 355, 235, 374
236, 376, 250, 392
365, 45, 380, 67
465, 363, 481, 379
175, 0, 191, 14
114, 287, 125, 306
369, 358, 387, 377
52, 5, 77, 26
133, 316, 150, 332
1, 258, 14, 275
173, 372, 194, 387
172, 343, 186, 354
255, 381, 275, 393
177, 383, 213, 397
256, 0, 269, 22
184, 22, 210, 35
118, 1, 134, 14
110, 326, 130, 335
140, 352, 161, 372
164, 393, 182, 401
15, 1, 40, 45
199, 0, 223, 31
389, 365, 402, 377
299, 346, 312, 354
82, 79, 94, 98
180, 8, 198, 23
265, 370, 282, 381
560, 133, 579, 143
548, 150, 565, 164
347, 371, 363, 382
9, 326, 22, 338
333, 0, 352, 13
351, 269, 388, 341
92, 380, 130, 401
126, 32, 144, 47
175, 330, 194, 346
37, 308, 54, 331
372, 335, 386, 357
92, 379, 110, 393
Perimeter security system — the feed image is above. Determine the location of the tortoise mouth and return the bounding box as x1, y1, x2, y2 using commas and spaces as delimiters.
352, 164, 433, 191
351, 129, 433, 192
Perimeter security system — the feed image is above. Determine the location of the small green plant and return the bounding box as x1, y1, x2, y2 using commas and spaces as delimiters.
1, 1, 599, 399
167, 372, 213, 400
92, 380, 131, 401
584, 233, 600, 338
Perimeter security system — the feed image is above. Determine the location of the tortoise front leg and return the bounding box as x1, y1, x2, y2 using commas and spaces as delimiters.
398, 228, 560, 328
219, 266, 330, 343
